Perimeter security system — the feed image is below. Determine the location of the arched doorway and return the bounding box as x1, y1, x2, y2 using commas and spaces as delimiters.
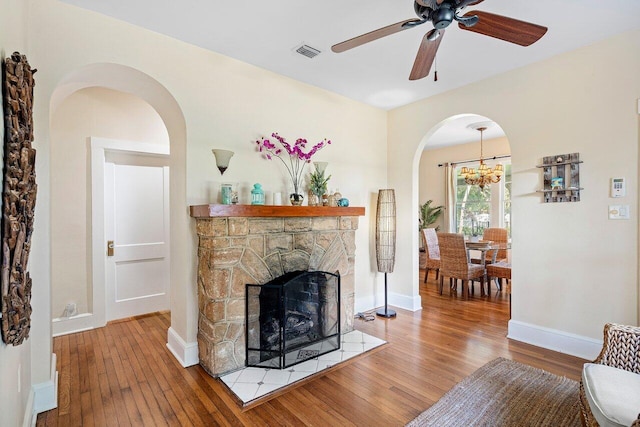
415, 114, 511, 312
49, 64, 195, 365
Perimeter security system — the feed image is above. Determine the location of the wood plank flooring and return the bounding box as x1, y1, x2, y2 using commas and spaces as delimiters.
37, 271, 586, 426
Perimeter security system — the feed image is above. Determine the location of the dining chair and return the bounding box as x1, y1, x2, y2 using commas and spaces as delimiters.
422, 228, 441, 283
437, 233, 486, 298
484, 227, 508, 260
471, 227, 508, 264
485, 261, 511, 294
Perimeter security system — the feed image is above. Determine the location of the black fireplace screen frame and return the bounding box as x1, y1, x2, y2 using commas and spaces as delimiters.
245, 270, 341, 370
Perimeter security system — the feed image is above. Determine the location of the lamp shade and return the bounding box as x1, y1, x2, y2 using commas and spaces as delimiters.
375, 189, 396, 273
211, 149, 234, 175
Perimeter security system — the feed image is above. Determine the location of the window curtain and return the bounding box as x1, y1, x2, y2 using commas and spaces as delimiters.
444, 163, 456, 232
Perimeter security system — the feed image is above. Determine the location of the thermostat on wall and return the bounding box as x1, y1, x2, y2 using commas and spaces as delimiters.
611, 177, 625, 198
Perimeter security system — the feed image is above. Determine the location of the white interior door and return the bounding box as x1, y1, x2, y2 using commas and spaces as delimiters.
104, 156, 170, 321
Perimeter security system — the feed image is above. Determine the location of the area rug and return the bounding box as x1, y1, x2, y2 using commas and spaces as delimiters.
406, 357, 581, 427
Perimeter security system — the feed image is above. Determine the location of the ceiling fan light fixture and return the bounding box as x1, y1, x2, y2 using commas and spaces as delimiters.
433, 5, 454, 29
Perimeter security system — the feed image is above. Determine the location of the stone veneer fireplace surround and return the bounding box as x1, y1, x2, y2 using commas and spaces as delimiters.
190, 205, 365, 377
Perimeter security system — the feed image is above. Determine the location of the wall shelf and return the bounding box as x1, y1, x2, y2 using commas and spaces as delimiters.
536, 152, 582, 203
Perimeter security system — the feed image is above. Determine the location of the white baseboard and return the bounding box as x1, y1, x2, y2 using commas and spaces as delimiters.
26, 353, 58, 426
356, 291, 422, 313
354, 294, 377, 314
22, 388, 34, 427
508, 320, 602, 360
389, 291, 422, 312
52, 313, 96, 337
166, 327, 199, 367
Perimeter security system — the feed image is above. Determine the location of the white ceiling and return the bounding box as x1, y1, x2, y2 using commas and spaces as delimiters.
58, 0, 640, 144
426, 115, 505, 149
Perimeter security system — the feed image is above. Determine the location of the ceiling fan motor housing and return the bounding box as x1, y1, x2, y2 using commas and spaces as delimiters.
433, 4, 454, 29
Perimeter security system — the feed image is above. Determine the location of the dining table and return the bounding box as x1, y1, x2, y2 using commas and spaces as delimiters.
465, 241, 510, 266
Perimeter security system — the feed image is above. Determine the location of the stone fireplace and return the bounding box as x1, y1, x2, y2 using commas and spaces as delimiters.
190, 205, 365, 377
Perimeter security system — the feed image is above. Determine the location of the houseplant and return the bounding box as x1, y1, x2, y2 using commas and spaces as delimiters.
308, 167, 330, 206
256, 133, 331, 205
419, 200, 444, 252
419, 200, 444, 231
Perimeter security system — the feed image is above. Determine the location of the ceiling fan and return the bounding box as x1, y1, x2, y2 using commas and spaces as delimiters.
331, 0, 547, 81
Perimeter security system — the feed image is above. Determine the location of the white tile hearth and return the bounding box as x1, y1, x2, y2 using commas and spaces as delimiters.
220, 330, 386, 405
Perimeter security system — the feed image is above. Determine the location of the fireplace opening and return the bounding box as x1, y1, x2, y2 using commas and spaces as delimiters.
245, 270, 341, 369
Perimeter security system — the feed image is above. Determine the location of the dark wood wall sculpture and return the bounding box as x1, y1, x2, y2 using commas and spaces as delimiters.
1, 52, 37, 346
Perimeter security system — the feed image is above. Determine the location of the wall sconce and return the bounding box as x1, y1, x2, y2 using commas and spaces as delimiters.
211, 149, 234, 175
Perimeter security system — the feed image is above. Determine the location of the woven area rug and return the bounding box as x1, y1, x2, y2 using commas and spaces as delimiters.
406, 357, 581, 427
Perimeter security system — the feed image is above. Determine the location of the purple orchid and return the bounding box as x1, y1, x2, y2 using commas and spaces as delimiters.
255, 132, 331, 197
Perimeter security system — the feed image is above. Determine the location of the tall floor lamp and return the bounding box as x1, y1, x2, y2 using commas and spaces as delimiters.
375, 189, 397, 318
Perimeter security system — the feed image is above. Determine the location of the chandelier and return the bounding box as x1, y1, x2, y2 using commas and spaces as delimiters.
460, 126, 503, 189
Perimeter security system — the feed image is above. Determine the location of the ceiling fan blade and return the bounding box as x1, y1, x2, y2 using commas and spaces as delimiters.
332, 19, 424, 53
409, 29, 445, 81
458, 11, 547, 46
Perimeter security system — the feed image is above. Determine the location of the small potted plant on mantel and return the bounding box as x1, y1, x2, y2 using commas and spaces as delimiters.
308, 167, 330, 207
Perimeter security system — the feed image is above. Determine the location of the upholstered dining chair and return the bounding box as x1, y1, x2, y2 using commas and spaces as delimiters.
437, 233, 486, 298
422, 228, 441, 283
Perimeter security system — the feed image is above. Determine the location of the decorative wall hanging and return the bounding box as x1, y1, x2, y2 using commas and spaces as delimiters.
536, 153, 582, 203
1, 52, 37, 345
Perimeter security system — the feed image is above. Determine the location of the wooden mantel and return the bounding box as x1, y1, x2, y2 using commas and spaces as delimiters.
189, 204, 365, 218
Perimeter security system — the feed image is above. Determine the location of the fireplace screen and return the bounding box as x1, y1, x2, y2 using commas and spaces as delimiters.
246, 270, 340, 369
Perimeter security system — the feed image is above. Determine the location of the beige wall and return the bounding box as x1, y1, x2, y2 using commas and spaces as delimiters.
389, 30, 640, 353
419, 136, 511, 231
30, 0, 386, 365
50, 87, 169, 317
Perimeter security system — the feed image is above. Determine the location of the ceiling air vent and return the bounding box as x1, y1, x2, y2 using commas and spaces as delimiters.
295, 44, 321, 59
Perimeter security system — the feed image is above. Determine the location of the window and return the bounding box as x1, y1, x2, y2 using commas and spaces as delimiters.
454, 161, 511, 237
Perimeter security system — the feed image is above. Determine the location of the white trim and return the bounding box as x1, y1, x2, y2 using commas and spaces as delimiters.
52, 313, 95, 337
389, 291, 422, 312
355, 294, 378, 314
359, 291, 423, 313
90, 137, 170, 330
166, 327, 199, 367
22, 388, 34, 427
26, 353, 58, 425
508, 320, 602, 360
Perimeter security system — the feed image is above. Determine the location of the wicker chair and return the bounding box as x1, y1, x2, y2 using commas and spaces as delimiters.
421, 228, 441, 283
579, 323, 640, 427
471, 227, 508, 264
485, 261, 511, 294
437, 233, 486, 298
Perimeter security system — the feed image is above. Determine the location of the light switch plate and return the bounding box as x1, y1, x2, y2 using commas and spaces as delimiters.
609, 205, 630, 220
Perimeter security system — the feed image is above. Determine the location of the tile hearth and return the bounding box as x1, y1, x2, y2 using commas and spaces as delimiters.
220, 330, 386, 405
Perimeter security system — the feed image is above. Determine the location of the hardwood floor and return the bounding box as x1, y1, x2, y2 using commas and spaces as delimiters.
37, 271, 586, 426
